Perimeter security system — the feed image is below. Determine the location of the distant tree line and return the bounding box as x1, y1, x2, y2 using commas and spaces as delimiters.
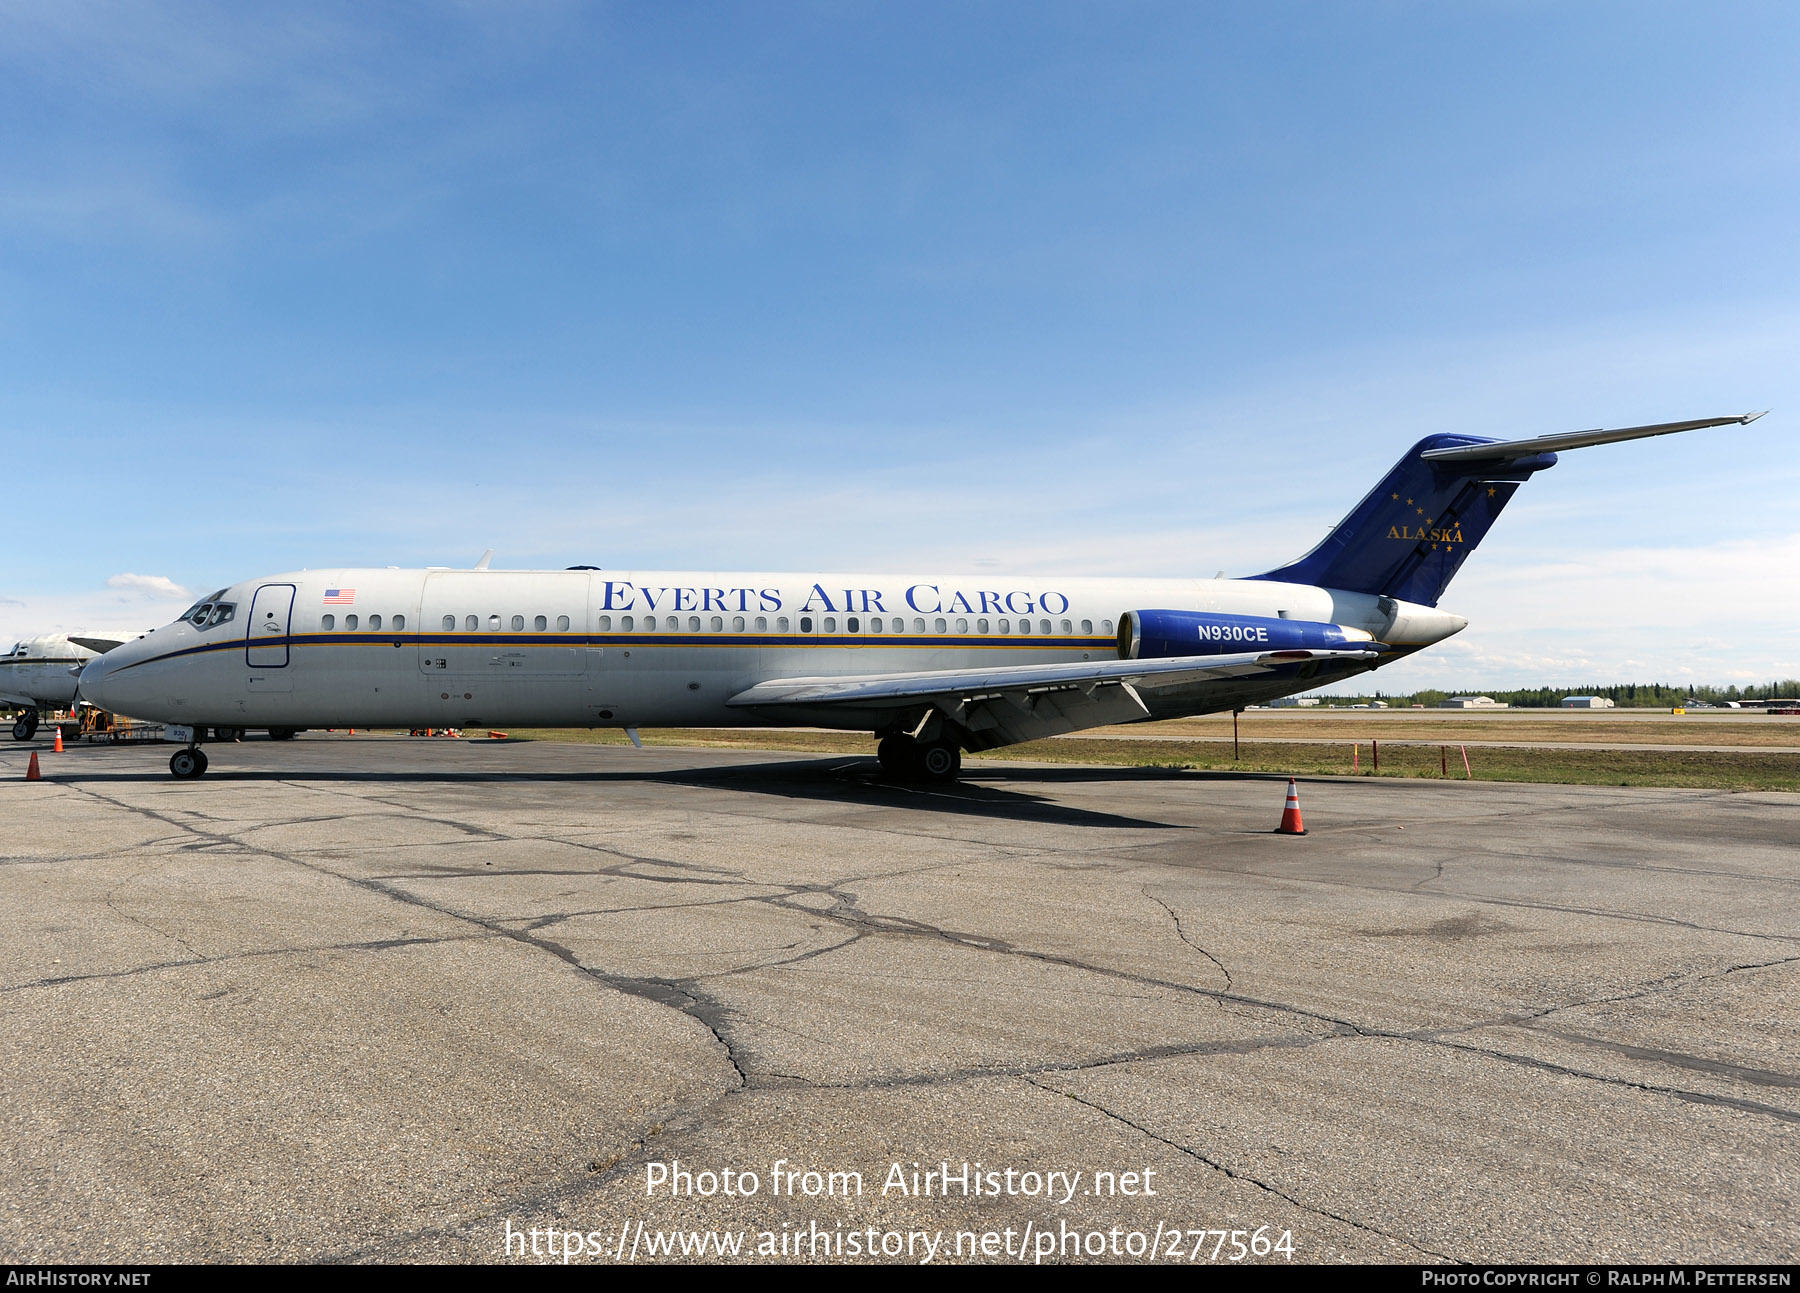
1321, 681, 1800, 708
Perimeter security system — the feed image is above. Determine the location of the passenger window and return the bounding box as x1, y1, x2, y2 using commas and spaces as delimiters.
1040, 619, 1051, 635
998, 619, 1010, 634
322, 614, 335, 631
346, 614, 359, 630
755, 617, 767, 631
956, 618, 968, 633
443, 615, 455, 631
931, 618, 943, 633
510, 615, 523, 631
598, 615, 611, 631
1102, 619, 1113, 634
800, 616, 813, 632
689, 616, 702, 632
1081, 619, 1093, 634
823, 617, 837, 633
976, 618, 989, 634
621, 615, 634, 631
465, 615, 478, 632
369, 614, 382, 631
710, 615, 723, 631
732, 616, 745, 631
556, 615, 570, 631
1061, 619, 1072, 634
868, 617, 880, 633
847, 616, 860, 633
781, 617, 793, 632
487, 614, 501, 631
644, 616, 657, 630
393, 614, 405, 631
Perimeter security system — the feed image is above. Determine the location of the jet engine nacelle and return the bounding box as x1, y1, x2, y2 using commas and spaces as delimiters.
1117, 609, 1374, 660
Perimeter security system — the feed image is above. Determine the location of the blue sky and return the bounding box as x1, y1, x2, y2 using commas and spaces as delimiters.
3, 1, 1795, 690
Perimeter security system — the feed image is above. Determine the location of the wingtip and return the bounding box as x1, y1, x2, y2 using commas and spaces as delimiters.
1742, 410, 1769, 424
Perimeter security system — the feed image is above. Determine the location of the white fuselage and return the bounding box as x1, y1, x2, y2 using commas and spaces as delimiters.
78, 568, 1466, 733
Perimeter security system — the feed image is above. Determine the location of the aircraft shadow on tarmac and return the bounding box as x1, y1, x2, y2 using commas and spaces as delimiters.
38, 750, 1195, 830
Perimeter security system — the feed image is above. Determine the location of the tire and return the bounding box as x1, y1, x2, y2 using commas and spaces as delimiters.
169, 748, 204, 778
267, 728, 297, 741
917, 741, 961, 782
876, 735, 915, 774
12, 717, 32, 741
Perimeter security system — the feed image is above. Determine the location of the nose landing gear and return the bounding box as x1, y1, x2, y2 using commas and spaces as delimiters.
12, 708, 39, 741
169, 746, 209, 778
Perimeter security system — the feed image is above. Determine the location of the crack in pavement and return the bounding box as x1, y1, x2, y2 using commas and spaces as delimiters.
1024, 1077, 1460, 1263
1105, 840, 1800, 946
1143, 888, 1232, 991
59, 783, 754, 1106
1421, 1036, 1800, 1125
2, 932, 498, 994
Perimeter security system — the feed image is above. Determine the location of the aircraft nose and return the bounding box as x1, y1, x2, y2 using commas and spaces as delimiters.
78, 653, 115, 710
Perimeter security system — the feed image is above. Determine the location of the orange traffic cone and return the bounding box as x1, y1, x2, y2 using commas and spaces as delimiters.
1275, 777, 1306, 835
53, 727, 63, 753
26, 751, 41, 780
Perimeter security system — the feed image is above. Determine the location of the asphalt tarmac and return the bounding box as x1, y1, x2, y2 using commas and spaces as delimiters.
2, 734, 1796, 1264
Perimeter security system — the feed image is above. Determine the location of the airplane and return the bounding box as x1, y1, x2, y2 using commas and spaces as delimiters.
77, 413, 1766, 781
2, 631, 142, 740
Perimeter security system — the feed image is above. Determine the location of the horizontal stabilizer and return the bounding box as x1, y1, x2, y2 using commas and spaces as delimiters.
1419, 412, 1765, 463
1253, 411, 1768, 606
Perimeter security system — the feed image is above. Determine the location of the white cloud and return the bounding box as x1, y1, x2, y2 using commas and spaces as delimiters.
105, 573, 192, 600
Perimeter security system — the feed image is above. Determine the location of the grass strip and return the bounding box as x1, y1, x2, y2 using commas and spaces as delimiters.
503, 728, 1800, 792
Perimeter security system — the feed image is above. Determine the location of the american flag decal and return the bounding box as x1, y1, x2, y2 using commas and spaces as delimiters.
324, 588, 356, 604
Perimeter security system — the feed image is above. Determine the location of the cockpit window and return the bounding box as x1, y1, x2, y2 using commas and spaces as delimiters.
177, 590, 237, 631
180, 589, 229, 628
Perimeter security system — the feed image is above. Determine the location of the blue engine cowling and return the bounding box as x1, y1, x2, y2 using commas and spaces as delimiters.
1117, 609, 1374, 660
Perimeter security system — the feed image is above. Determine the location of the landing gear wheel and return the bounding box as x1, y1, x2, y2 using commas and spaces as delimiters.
917, 740, 962, 783
169, 748, 208, 778
877, 735, 915, 775
218, 727, 246, 742
267, 728, 297, 741
12, 710, 37, 741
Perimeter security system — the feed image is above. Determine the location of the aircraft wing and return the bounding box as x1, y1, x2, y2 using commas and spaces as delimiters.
726, 648, 1378, 748
67, 636, 133, 655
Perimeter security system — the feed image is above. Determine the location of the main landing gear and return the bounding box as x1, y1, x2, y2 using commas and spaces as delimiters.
12, 708, 38, 741
169, 746, 209, 778
877, 734, 963, 783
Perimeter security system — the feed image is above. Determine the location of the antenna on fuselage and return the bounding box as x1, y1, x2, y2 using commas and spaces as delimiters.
474, 549, 495, 571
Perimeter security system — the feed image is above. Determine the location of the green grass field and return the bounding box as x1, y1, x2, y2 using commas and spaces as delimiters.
501, 727, 1800, 792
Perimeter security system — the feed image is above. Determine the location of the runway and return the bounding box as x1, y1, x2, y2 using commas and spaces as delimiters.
2, 734, 1796, 1263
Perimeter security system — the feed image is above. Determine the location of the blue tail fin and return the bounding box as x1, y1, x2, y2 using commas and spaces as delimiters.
1249, 434, 1557, 606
